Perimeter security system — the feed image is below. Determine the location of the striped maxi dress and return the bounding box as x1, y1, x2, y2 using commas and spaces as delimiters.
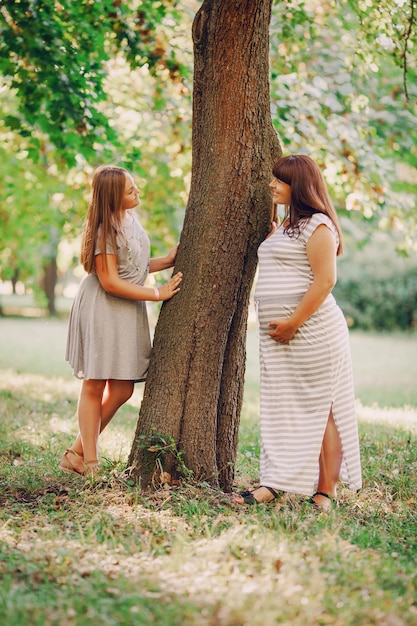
253, 213, 362, 495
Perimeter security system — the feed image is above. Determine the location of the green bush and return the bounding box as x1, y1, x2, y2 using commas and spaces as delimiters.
334, 233, 417, 330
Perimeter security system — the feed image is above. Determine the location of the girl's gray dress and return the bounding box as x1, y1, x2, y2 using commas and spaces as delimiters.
66, 212, 151, 381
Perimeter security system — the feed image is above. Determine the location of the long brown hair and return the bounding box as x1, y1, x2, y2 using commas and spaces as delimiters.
80, 165, 128, 273
272, 154, 343, 255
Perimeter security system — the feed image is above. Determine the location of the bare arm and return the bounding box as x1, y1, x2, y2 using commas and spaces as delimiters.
268, 224, 337, 344
95, 254, 182, 302
149, 244, 178, 273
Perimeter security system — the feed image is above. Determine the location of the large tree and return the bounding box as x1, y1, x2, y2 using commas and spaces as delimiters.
128, 0, 280, 491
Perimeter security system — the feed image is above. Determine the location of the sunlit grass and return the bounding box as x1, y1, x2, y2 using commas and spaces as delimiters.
0, 318, 416, 625
1, 317, 416, 407
349, 331, 417, 407
0, 317, 70, 378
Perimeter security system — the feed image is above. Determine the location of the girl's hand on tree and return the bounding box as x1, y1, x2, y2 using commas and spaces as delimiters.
158, 271, 183, 301
166, 244, 179, 267
267, 318, 297, 344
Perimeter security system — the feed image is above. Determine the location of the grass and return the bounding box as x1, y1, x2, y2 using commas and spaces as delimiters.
0, 317, 416, 625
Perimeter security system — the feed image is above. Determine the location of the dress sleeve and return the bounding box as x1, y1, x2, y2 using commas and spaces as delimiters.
94, 225, 117, 256
300, 214, 339, 248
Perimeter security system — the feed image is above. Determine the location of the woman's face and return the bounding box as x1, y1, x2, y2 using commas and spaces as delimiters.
269, 176, 291, 205
122, 173, 140, 210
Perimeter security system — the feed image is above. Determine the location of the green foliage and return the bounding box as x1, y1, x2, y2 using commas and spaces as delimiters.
0, 145, 81, 302
1, 0, 416, 308
334, 232, 417, 329
345, 0, 417, 101
0, 0, 183, 166
0, 126, 90, 299
97, 51, 192, 254
270, 0, 417, 248
0, 2, 192, 295
336, 267, 417, 330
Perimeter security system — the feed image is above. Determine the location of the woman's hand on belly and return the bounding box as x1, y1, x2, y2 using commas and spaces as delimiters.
268, 318, 297, 344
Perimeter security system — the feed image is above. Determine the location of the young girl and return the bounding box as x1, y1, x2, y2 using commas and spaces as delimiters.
59, 165, 183, 477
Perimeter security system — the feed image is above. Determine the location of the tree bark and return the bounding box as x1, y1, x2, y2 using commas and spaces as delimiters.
42, 257, 57, 316
128, 0, 281, 491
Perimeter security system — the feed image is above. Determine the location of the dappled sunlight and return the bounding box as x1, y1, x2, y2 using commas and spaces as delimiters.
0, 368, 144, 460
0, 506, 401, 626
357, 401, 417, 432
1, 359, 415, 624
0, 369, 79, 401
0, 511, 341, 603
0, 323, 415, 626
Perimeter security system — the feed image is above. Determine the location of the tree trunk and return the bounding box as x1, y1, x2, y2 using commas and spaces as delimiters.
128, 0, 281, 491
11, 269, 19, 294
42, 257, 57, 316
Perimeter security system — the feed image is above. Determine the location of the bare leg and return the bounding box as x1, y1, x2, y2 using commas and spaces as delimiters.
313, 410, 343, 508
77, 379, 106, 465
100, 379, 135, 430
63, 380, 134, 466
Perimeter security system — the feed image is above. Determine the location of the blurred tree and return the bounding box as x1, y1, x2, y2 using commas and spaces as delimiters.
334, 231, 417, 330
0, 143, 83, 312
346, 0, 417, 101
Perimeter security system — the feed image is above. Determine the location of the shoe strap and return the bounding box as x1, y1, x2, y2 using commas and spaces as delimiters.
313, 491, 332, 500
264, 486, 280, 499
66, 448, 83, 458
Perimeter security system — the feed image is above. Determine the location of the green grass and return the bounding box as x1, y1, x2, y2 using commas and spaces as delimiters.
349, 331, 417, 407
0, 317, 416, 625
1, 317, 416, 407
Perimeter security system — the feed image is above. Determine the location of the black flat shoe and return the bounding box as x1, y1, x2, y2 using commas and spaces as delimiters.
306, 491, 338, 510
237, 485, 282, 505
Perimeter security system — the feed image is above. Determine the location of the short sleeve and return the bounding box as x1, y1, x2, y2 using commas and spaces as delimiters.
300, 213, 339, 248
94, 225, 116, 256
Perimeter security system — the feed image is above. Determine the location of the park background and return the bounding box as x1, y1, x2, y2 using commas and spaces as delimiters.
1, 1, 416, 625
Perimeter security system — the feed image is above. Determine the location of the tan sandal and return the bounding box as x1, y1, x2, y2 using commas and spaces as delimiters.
84, 460, 100, 477
58, 449, 85, 476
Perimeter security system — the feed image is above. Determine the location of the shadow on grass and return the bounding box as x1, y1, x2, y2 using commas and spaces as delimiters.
1, 322, 417, 624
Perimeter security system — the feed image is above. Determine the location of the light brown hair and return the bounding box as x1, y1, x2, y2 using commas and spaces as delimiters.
80, 165, 128, 273
272, 154, 343, 255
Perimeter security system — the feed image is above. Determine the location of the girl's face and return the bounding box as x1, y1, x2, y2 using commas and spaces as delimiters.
122, 173, 140, 210
269, 176, 291, 205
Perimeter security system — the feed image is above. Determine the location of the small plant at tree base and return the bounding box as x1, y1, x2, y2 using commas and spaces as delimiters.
136, 426, 194, 488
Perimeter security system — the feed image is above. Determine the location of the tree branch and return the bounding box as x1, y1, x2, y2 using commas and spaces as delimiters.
401, 0, 416, 101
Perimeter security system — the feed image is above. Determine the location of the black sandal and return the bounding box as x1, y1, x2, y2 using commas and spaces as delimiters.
307, 491, 338, 510
238, 485, 282, 505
